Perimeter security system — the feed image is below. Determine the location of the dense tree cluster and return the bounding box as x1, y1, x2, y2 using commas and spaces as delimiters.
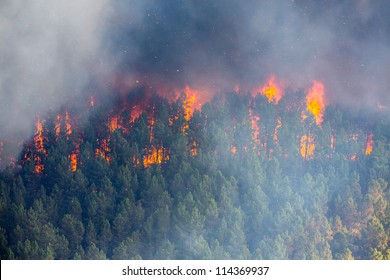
0, 90, 389, 259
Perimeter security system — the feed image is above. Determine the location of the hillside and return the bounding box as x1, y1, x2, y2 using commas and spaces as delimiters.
0, 87, 389, 260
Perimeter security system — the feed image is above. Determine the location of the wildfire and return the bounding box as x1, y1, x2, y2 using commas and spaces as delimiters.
54, 112, 73, 139
231, 146, 237, 154
108, 115, 119, 132
273, 117, 282, 143
258, 75, 284, 104
95, 138, 111, 163
131, 105, 143, 123
143, 147, 169, 167
34, 116, 47, 174
183, 86, 197, 121
191, 141, 198, 156
65, 112, 72, 135
306, 81, 326, 125
365, 133, 374, 155
249, 109, 260, 145
69, 153, 78, 172
300, 134, 315, 160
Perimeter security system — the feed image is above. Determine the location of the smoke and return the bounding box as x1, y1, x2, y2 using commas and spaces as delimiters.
110, 0, 390, 106
1, 0, 390, 163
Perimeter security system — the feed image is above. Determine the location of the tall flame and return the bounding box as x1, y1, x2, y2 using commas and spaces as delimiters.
34, 115, 47, 174
365, 133, 374, 155
259, 75, 284, 104
69, 153, 78, 172
183, 86, 197, 121
300, 134, 315, 160
306, 81, 326, 125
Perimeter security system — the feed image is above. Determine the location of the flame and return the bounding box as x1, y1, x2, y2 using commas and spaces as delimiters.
183, 86, 197, 121
231, 146, 237, 154
108, 115, 119, 132
365, 133, 374, 155
300, 134, 315, 160
143, 147, 169, 167
191, 141, 198, 156
34, 116, 47, 174
258, 75, 284, 103
306, 81, 326, 125
273, 117, 282, 143
95, 138, 111, 163
65, 112, 72, 135
69, 153, 78, 171
131, 105, 143, 123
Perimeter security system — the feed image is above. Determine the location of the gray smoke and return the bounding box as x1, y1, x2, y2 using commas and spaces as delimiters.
1, 0, 390, 163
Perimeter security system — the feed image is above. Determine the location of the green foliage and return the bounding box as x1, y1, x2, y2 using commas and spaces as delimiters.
0, 92, 389, 259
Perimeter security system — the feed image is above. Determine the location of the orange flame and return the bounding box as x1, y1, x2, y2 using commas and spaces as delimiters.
365, 133, 374, 155
54, 115, 61, 139
33, 116, 47, 174
95, 138, 111, 163
300, 134, 315, 160
143, 147, 169, 167
65, 112, 72, 135
231, 146, 237, 154
306, 81, 326, 125
108, 115, 119, 132
69, 153, 78, 172
131, 105, 143, 123
258, 75, 284, 103
191, 141, 198, 156
183, 86, 197, 122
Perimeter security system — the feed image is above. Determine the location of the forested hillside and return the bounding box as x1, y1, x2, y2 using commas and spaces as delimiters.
0, 88, 389, 260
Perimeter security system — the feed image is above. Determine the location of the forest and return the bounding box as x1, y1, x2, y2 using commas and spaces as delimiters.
0, 87, 389, 260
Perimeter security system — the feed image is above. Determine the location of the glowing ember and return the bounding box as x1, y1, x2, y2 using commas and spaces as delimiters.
300, 134, 315, 160
259, 75, 284, 103
365, 133, 374, 155
306, 81, 326, 125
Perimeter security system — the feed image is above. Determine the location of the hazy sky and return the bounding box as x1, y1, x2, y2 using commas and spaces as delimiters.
1, 0, 390, 158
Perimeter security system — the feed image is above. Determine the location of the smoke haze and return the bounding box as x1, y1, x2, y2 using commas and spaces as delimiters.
1, 0, 390, 160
